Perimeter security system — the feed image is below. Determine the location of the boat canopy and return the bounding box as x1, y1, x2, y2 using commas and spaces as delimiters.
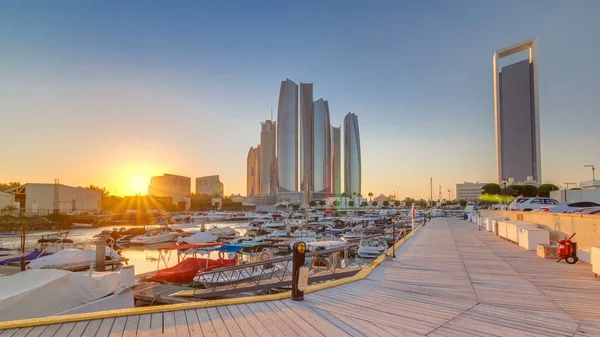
213, 242, 266, 252
158, 242, 221, 251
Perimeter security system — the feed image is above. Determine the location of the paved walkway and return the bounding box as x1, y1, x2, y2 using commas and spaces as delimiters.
2, 218, 600, 336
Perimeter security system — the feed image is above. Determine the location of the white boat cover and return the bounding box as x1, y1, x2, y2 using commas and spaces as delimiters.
27, 248, 121, 269
0, 269, 121, 321
178, 232, 218, 244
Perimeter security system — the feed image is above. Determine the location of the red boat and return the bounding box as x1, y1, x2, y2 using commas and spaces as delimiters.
150, 243, 235, 283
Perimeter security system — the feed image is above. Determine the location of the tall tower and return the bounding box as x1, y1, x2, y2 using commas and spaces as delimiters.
299, 83, 313, 196
493, 38, 540, 184
343, 112, 361, 195
260, 120, 276, 195
313, 99, 332, 197
246, 145, 260, 196
331, 125, 342, 195
276, 79, 299, 193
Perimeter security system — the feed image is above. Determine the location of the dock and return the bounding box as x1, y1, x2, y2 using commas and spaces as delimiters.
2, 218, 600, 336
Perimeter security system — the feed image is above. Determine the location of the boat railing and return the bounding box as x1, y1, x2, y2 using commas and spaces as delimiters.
192, 245, 353, 292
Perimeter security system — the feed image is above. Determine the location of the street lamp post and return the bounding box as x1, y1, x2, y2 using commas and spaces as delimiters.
501, 179, 508, 196
563, 182, 576, 202
584, 165, 596, 181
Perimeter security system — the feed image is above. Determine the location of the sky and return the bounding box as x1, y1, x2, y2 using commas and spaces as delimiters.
1, 1, 599, 199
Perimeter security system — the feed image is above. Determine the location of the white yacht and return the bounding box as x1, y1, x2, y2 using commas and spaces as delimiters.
266, 229, 288, 238
129, 228, 179, 245
290, 229, 317, 238
342, 231, 362, 241
177, 232, 218, 245
208, 226, 237, 237
357, 237, 388, 259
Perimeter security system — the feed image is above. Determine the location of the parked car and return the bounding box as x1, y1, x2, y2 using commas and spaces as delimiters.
542, 202, 600, 213
509, 197, 559, 211
576, 207, 600, 215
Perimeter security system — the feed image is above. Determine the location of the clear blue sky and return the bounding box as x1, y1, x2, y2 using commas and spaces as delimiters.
1, 1, 599, 198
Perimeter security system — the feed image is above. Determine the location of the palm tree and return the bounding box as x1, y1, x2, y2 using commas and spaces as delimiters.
368, 192, 373, 202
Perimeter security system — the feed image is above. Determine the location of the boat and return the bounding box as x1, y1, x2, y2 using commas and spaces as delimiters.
177, 232, 218, 245
289, 237, 318, 249
150, 243, 228, 283
290, 229, 317, 238
208, 226, 237, 237
27, 248, 122, 269
342, 231, 362, 241
129, 228, 179, 245
0, 250, 53, 265
266, 229, 288, 238
357, 237, 388, 259
0, 269, 133, 322
306, 241, 347, 252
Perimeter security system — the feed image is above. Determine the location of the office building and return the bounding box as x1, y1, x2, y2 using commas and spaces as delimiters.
456, 182, 485, 201
276, 79, 298, 193
299, 83, 313, 195
149, 174, 191, 198
247, 145, 260, 196
313, 98, 332, 197
331, 125, 341, 195
344, 112, 361, 195
260, 120, 277, 195
195, 175, 224, 197
493, 38, 541, 183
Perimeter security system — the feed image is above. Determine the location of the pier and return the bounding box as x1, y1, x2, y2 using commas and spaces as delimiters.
2, 218, 600, 336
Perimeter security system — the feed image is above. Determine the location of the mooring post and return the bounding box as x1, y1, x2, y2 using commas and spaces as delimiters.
95, 239, 106, 272
291, 241, 306, 301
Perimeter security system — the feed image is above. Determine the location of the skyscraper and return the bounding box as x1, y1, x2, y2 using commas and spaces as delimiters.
260, 120, 276, 195
299, 83, 313, 196
493, 38, 540, 183
313, 99, 331, 196
247, 145, 260, 196
344, 112, 361, 195
276, 79, 298, 193
331, 125, 341, 195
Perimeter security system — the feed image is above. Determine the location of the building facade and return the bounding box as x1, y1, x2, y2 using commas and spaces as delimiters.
299, 83, 313, 196
313, 99, 332, 197
149, 174, 191, 198
7, 183, 101, 215
195, 175, 224, 197
493, 38, 540, 184
276, 79, 298, 193
331, 125, 341, 195
247, 145, 260, 196
260, 120, 277, 195
344, 112, 361, 195
456, 182, 485, 201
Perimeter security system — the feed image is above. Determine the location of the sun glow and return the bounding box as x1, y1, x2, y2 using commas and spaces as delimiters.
109, 164, 162, 196
128, 176, 149, 196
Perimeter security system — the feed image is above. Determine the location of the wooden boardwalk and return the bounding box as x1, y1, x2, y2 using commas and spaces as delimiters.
3, 218, 600, 336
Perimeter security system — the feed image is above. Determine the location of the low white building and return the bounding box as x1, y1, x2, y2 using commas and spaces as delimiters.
550, 180, 600, 203
0, 191, 15, 211
7, 183, 101, 216
456, 182, 485, 201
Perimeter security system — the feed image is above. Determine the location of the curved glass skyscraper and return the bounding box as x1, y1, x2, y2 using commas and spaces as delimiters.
276, 79, 298, 193
313, 99, 331, 195
331, 126, 341, 195
344, 112, 361, 195
300, 83, 313, 195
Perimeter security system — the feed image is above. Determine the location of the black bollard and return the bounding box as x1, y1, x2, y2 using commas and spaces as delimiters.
291, 241, 306, 301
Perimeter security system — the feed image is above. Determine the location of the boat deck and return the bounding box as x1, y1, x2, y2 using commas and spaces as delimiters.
3, 218, 600, 336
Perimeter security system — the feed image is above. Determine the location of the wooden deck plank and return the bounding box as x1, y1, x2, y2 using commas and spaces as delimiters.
80, 319, 102, 337
183, 310, 203, 337
11, 328, 33, 337
251, 302, 299, 337
94, 319, 115, 337
174, 310, 191, 337
53, 322, 76, 337
107, 317, 126, 337
135, 314, 152, 337
0, 329, 16, 337
66, 321, 89, 337
264, 301, 320, 336
215, 307, 244, 337
149, 313, 162, 337
205, 307, 231, 337
235, 304, 277, 337
162, 311, 176, 337
224, 306, 258, 337
195, 308, 218, 337
23, 325, 47, 337
121, 316, 140, 337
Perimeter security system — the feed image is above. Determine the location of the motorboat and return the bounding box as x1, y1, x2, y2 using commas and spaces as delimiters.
266, 229, 288, 238
177, 232, 218, 245
290, 229, 317, 238
207, 212, 227, 222
208, 226, 237, 237
289, 237, 318, 249
342, 231, 362, 241
357, 237, 388, 259
27, 248, 122, 269
129, 228, 179, 245
306, 241, 347, 252
0, 269, 133, 321
72, 223, 94, 228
